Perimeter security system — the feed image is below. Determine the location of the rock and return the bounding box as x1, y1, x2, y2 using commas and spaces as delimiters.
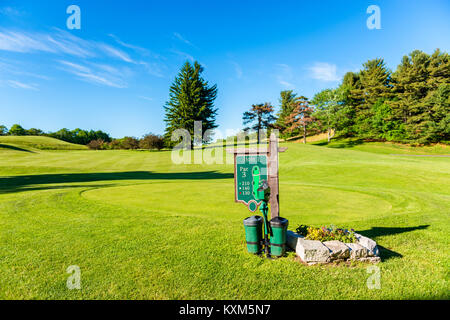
323, 241, 350, 260
286, 230, 304, 250
358, 257, 381, 264
296, 239, 331, 263
346, 243, 369, 260
355, 233, 380, 257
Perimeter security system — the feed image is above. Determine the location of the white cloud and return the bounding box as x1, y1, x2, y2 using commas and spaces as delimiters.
230, 61, 243, 79
58, 60, 127, 88
275, 64, 295, 88
0, 28, 166, 88
173, 32, 195, 47
108, 34, 153, 57
309, 62, 341, 82
0, 28, 140, 64
0, 30, 55, 53
138, 96, 153, 102
100, 44, 134, 63
0, 7, 23, 17
7, 80, 38, 91
171, 49, 194, 62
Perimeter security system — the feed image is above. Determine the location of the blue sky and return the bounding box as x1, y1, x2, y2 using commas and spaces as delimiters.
0, 0, 449, 138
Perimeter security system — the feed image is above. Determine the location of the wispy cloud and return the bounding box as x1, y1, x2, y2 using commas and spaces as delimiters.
275, 64, 295, 88
138, 96, 153, 102
171, 49, 194, 62
0, 30, 55, 53
230, 61, 243, 79
58, 60, 128, 88
0, 28, 167, 89
108, 34, 153, 57
7, 80, 39, 91
0, 28, 139, 63
173, 32, 196, 48
100, 44, 134, 63
308, 62, 341, 82
0, 7, 24, 17
0, 59, 51, 80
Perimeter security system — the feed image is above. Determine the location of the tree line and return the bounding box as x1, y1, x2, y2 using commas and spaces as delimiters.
242, 49, 449, 145
0, 124, 164, 150
2, 49, 448, 150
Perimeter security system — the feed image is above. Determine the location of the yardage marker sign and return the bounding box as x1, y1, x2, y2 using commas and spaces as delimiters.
234, 154, 268, 212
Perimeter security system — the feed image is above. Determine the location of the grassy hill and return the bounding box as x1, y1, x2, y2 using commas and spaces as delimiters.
0, 141, 448, 299
0, 136, 88, 151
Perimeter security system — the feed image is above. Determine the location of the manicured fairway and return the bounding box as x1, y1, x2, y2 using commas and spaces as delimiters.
0, 137, 449, 299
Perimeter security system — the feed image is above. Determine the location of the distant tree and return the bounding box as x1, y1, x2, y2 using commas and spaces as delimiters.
242, 103, 276, 144
87, 139, 104, 150
351, 58, 393, 136
120, 137, 140, 150
164, 61, 218, 148
26, 128, 44, 136
0, 125, 8, 136
286, 97, 315, 144
391, 49, 450, 143
275, 90, 298, 137
8, 124, 26, 136
139, 133, 165, 150
312, 87, 350, 142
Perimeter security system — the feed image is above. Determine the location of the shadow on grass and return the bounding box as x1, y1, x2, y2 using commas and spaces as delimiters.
358, 225, 430, 261
0, 171, 234, 194
358, 225, 430, 239
0, 144, 34, 153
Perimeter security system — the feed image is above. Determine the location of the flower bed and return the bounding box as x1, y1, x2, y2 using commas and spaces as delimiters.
287, 226, 381, 265
296, 225, 357, 243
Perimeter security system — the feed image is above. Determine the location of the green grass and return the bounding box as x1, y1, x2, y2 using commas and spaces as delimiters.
311, 137, 450, 155
0, 136, 88, 151
0, 137, 449, 299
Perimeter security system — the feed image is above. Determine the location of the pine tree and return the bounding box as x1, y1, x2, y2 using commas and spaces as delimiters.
275, 90, 298, 137
286, 96, 315, 144
391, 49, 449, 143
242, 103, 276, 144
164, 61, 218, 147
351, 58, 392, 137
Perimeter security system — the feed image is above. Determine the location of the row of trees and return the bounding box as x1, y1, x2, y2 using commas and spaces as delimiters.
241, 49, 449, 145
0, 124, 112, 145
87, 134, 164, 150
0, 124, 165, 151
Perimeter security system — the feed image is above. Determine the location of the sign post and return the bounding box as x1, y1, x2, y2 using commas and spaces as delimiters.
229, 133, 287, 218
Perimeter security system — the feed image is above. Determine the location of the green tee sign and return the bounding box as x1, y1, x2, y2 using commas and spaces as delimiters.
234, 154, 268, 212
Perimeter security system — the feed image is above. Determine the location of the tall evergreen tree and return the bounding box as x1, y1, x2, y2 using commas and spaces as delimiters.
286, 96, 315, 144
164, 61, 218, 147
275, 90, 298, 137
351, 58, 392, 137
391, 49, 449, 143
242, 103, 276, 144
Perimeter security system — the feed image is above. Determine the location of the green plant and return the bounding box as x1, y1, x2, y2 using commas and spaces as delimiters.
296, 225, 357, 243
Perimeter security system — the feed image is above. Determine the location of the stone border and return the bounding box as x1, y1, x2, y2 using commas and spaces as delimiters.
286, 231, 381, 265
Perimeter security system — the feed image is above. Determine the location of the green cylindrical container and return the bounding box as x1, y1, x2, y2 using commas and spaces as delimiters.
243, 216, 263, 254
270, 217, 289, 257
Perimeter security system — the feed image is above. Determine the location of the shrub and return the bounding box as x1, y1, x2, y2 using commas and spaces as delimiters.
120, 137, 140, 150
139, 133, 165, 150
296, 224, 357, 243
87, 139, 104, 150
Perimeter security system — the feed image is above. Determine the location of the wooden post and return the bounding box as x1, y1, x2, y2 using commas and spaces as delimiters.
268, 133, 280, 219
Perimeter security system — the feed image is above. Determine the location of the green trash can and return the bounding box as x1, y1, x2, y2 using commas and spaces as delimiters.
270, 217, 289, 257
243, 216, 263, 254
